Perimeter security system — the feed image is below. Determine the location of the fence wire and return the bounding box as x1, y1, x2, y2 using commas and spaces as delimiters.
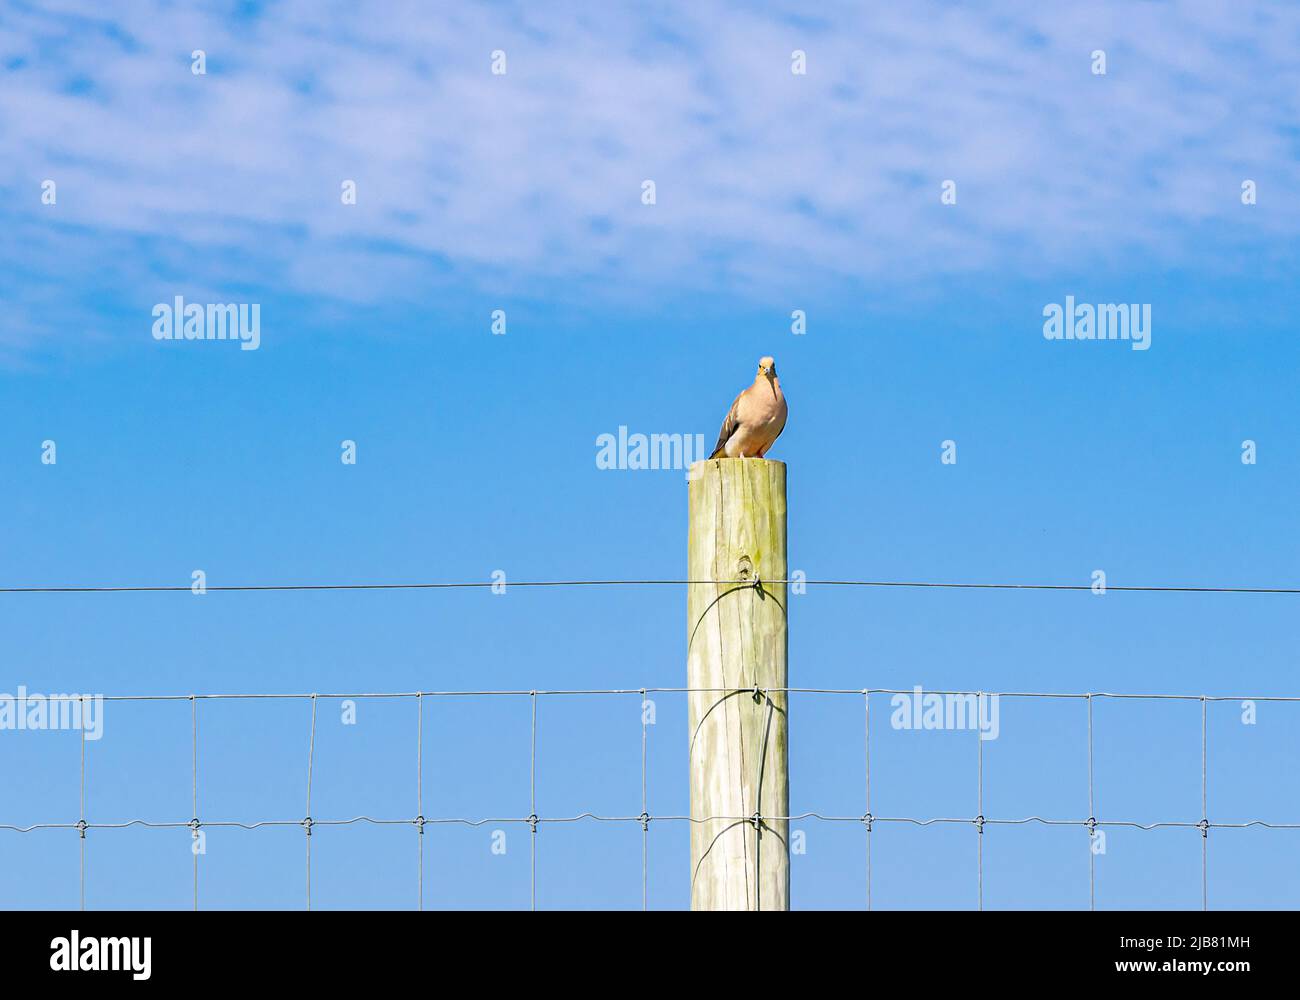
3, 687, 1296, 910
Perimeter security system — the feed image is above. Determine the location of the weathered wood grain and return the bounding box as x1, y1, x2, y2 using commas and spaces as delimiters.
687, 457, 788, 910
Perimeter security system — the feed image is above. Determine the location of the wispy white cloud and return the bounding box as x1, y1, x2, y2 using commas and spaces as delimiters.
1, 0, 1297, 348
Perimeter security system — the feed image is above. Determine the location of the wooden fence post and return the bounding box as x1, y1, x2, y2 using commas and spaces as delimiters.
687, 457, 789, 910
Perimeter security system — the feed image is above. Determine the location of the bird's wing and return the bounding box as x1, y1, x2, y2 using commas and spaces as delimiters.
709, 389, 746, 458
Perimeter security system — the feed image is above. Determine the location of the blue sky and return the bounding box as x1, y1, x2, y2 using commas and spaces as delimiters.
1, 1, 1298, 909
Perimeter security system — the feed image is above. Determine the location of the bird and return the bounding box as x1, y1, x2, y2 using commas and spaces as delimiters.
708, 356, 788, 459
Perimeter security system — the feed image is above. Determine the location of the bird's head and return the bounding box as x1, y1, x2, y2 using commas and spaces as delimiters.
757, 356, 778, 380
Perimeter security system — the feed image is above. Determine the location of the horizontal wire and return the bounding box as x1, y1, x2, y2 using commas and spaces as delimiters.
1, 579, 1298, 594
9, 688, 1298, 702
4, 814, 1298, 833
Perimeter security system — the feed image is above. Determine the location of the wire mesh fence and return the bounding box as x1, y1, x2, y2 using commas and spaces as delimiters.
2, 686, 1296, 910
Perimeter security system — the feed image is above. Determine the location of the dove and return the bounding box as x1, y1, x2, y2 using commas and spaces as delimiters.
708, 356, 788, 459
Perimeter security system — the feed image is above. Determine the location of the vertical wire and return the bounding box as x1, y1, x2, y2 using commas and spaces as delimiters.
1087, 693, 1095, 912
417, 692, 424, 912
192, 695, 199, 911
976, 691, 983, 912
530, 690, 537, 912
79, 694, 87, 911
1201, 696, 1208, 912
640, 689, 648, 912
864, 690, 872, 911
752, 690, 775, 912
306, 693, 317, 912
